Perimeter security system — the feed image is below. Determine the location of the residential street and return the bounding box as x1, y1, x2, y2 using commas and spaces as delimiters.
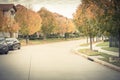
0, 40, 120, 80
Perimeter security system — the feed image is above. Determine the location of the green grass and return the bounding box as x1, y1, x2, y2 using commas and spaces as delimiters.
96, 42, 109, 47
79, 49, 101, 56
20, 39, 64, 46
96, 41, 118, 52
20, 37, 82, 46
80, 41, 103, 47
99, 53, 120, 67
102, 47, 119, 52
79, 49, 120, 67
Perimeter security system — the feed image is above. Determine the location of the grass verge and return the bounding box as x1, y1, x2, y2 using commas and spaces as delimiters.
96, 41, 118, 52
79, 49, 101, 56
102, 47, 119, 52
20, 38, 82, 46
80, 41, 103, 47
96, 42, 109, 47
79, 49, 120, 67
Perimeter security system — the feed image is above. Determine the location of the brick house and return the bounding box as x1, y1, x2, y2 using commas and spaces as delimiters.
0, 4, 17, 38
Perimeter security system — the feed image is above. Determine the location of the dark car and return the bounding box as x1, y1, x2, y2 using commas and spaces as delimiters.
0, 38, 9, 54
6, 38, 21, 50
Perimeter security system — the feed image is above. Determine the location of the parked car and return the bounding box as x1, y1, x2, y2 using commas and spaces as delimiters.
6, 38, 21, 50
0, 38, 9, 54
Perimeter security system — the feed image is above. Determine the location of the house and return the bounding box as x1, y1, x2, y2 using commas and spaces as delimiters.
0, 4, 17, 38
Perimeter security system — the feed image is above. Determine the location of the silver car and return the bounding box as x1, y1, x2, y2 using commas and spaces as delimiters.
6, 38, 21, 50
0, 38, 9, 54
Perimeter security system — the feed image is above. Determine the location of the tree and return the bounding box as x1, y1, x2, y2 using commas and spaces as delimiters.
15, 4, 42, 35
74, 0, 103, 50
15, 5, 28, 36
54, 13, 68, 36
28, 10, 42, 35
91, 0, 120, 57
74, 0, 120, 56
54, 13, 76, 38
0, 10, 4, 32
0, 9, 20, 37
38, 7, 57, 39
15, 4, 42, 44
67, 19, 76, 33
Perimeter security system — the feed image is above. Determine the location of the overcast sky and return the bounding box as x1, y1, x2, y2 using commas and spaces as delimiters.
0, 0, 81, 18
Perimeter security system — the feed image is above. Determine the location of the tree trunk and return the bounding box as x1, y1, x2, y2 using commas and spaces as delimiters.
93, 37, 95, 42
102, 36, 104, 41
115, 36, 118, 47
26, 35, 29, 45
109, 36, 112, 47
96, 37, 98, 42
87, 36, 89, 44
43, 34, 47, 40
90, 35, 93, 50
119, 30, 120, 57
9, 32, 13, 38
36, 32, 40, 39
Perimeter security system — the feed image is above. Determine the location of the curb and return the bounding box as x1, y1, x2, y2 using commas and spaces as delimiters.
74, 48, 120, 72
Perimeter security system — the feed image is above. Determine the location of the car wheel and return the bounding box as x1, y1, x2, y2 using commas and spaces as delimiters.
17, 44, 21, 49
5, 50, 8, 54
18, 46, 20, 49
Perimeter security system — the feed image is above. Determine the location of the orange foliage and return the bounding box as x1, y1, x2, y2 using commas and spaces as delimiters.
28, 10, 42, 35
54, 13, 76, 34
0, 9, 20, 33
0, 10, 4, 31
11, 21, 20, 32
16, 4, 42, 35
38, 7, 57, 35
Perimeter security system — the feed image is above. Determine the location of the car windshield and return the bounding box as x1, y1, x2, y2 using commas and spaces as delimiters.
6, 38, 18, 42
6, 38, 14, 42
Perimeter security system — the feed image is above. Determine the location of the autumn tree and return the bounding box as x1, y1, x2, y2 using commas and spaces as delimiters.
74, 0, 120, 56
54, 13, 68, 36
15, 5, 28, 36
54, 13, 76, 38
102, 0, 119, 48
74, 0, 103, 50
0, 9, 19, 37
38, 7, 57, 39
67, 19, 76, 33
0, 10, 4, 32
16, 4, 42, 35
15, 4, 42, 43
92, 0, 120, 57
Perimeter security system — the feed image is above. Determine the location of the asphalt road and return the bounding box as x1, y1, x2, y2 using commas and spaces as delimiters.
0, 40, 120, 80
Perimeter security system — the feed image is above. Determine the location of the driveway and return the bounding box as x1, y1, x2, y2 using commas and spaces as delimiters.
0, 40, 120, 80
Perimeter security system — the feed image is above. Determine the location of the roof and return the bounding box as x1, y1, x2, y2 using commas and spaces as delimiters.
0, 4, 17, 12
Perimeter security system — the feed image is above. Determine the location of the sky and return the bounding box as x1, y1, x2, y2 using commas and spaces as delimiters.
0, 0, 81, 18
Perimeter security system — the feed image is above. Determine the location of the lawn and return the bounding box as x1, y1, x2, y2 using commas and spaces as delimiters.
96, 41, 119, 52
20, 38, 82, 46
102, 47, 119, 52
96, 42, 109, 47
79, 49, 120, 67
79, 49, 101, 56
